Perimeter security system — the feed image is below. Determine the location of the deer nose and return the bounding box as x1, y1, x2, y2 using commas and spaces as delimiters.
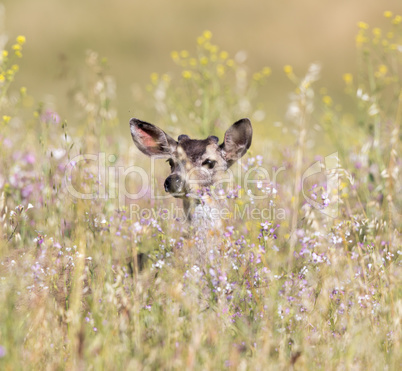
164, 174, 184, 194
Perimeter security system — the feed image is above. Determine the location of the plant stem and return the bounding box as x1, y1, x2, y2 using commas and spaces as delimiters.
289, 104, 307, 260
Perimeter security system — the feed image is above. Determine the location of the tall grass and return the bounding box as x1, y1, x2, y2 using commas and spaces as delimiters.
0, 11, 401, 371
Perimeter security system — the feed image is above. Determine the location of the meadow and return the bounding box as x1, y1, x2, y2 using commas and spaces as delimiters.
0, 5, 401, 371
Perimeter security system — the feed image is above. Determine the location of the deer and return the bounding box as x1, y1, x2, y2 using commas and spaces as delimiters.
129, 117, 252, 265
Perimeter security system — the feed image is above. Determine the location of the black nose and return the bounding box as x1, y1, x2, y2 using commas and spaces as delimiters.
164, 174, 184, 194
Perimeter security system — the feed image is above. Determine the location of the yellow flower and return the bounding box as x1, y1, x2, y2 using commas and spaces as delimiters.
2, 50, 8, 57
226, 59, 234, 67
12, 44, 22, 51
322, 95, 333, 106
0, 74, 4, 83
355, 32, 367, 46
384, 11, 393, 18
170, 51, 179, 61
357, 21, 369, 29
262, 67, 271, 76
20, 86, 27, 95
283, 65, 293, 75
253, 72, 262, 81
2, 115, 11, 124
15, 51, 22, 58
197, 36, 205, 45
203, 42, 211, 51
203, 30, 212, 39
182, 70, 192, 79
161, 74, 171, 83
392, 15, 402, 25
150, 72, 158, 84
219, 51, 228, 60
216, 64, 225, 77
372, 28, 381, 37
375, 64, 388, 78
11, 64, 19, 72
210, 45, 218, 54
16, 35, 26, 45
343, 73, 353, 85
379, 65, 387, 74
180, 50, 189, 58
200, 56, 208, 65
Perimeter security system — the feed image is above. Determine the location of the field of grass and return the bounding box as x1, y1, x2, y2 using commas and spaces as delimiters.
0, 4, 402, 370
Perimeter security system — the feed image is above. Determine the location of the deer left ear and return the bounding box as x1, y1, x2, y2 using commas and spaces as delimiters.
130, 118, 177, 157
220, 118, 253, 166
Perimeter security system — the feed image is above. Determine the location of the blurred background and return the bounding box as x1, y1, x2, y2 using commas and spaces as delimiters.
2, 0, 399, 133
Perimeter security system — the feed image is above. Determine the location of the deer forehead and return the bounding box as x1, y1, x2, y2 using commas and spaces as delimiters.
175, 140, 221, 165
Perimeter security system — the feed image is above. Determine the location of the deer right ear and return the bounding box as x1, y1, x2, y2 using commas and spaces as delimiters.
130, 118, 177, 157
220, 118, 253, 167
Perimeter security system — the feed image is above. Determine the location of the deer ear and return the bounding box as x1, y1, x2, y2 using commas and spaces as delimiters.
220, 118, 252, 166
130, 118, 177, 156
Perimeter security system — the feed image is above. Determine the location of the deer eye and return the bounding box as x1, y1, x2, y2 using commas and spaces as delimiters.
166, 158, 174, 169
202, 159, 216, 169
